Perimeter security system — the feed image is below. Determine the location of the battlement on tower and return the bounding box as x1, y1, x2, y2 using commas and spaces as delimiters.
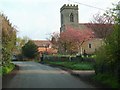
60, 4, 78, 12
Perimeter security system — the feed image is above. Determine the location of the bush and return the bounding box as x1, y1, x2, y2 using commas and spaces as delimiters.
93, 73, 120, 88
44, 55, 85, 62
44, 55, 69, 61
2, 63, 15, 75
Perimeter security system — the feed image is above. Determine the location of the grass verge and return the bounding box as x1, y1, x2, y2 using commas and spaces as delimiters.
93, 73, 120, 88
0, 67, 2, 76
43, 60, 94, 70
34, 59, 40, 63
2, 63, 15, 76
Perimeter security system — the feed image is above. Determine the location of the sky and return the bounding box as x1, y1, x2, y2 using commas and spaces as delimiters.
0, 0, 119, 40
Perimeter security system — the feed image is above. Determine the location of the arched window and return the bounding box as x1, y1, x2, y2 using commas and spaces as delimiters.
70, 13, 74, 22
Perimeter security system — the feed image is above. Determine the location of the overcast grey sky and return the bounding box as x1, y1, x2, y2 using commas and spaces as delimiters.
0, 0, 119, 40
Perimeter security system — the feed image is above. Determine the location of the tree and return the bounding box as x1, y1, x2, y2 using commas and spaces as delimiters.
1, 13, 17, 66
49, 32, 60, 49
15, 36, 30, 54
22, 40, 38, 59
95, 3, 120, 83
88, 12, 114, 39
59, 25, 94, 54
107, 3, 120, 82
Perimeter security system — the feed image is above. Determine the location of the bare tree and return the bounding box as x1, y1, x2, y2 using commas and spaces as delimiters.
88, 12, 114, 39
49, 32, 60, 49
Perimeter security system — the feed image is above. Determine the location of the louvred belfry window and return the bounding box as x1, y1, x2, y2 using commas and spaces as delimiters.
70, 13, 74, 22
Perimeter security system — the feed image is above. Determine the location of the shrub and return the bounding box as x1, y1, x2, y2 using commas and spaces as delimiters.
93, 73, 120, 88
2, 63, 15, 75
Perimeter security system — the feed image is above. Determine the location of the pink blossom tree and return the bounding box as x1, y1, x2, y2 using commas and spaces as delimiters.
59, 26, 94, 54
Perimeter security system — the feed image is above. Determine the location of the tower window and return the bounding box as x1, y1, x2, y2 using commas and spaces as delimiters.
70, 13, 74, 22
88, 43, 92, 48
61, 14, 63, 24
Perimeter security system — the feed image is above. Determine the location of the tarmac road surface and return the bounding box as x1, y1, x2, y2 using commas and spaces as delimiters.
3, 61, 96, 88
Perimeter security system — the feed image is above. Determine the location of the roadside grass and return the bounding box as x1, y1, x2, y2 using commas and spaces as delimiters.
0, 67, 2, 76
34, 59, 40, 63
2, 63, 15, 75
93, 73, 120, 88
44, 60, 119, 88
43, 60, 94, 70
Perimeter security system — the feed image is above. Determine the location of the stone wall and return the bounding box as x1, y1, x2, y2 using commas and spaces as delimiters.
81, 38, 104, 54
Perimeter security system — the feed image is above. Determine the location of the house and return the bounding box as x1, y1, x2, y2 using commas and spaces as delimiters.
32, 40, 57, 54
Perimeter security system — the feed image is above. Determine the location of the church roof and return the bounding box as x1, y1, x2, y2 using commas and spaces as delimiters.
64, 23, 113, 38
78, 23, 114, 38
79, 23, 113, 29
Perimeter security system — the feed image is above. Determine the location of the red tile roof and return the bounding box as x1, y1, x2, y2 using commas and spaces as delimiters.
32, 40, 58, 54
38, 47, 57, 54
32, 40, 52, 47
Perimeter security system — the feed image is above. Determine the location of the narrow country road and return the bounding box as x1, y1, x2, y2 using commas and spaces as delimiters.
3, 61, 96, 88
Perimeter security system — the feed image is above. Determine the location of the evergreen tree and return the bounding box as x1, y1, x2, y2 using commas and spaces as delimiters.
22, 40, 38, 59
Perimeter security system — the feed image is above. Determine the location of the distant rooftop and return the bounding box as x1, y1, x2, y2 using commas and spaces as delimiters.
32, 40, 51, 47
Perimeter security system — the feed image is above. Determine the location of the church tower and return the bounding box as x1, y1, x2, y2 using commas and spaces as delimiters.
60, 4, 79, 32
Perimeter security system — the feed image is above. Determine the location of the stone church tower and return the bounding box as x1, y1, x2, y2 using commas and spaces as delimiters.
60, 4, 79, 32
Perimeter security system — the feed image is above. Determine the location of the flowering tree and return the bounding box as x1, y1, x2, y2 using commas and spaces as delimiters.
59, 26, 94, 54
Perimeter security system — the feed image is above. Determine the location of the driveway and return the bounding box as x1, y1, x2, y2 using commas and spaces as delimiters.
3, 61, 96, 88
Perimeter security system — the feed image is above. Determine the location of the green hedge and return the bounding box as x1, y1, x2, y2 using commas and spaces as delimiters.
44, 55, 95, 62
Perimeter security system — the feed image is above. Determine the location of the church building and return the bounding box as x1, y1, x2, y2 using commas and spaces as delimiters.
60, 4, 112, 54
